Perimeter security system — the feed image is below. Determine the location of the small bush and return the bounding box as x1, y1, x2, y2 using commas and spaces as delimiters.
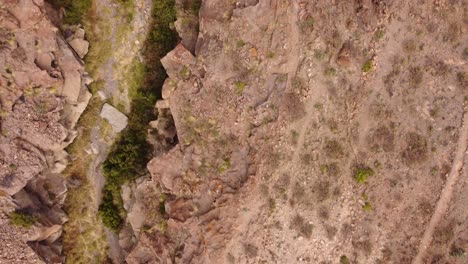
235, 81, 245, 95
9, 211, 36, 228
362, 201, 372, 211
362, 60, 373, 73
98, 190, 123, 231
340, 255, 350, 264
266, 51, 275, 58
374, 30, 385, 39
325, 67, 337, 77
236, 39, 245, 48
353, 166, 375, 184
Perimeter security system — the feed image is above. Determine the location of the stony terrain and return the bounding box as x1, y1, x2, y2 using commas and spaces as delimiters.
1, 0, 467, 263
0, 0, 92, 262
129, 0, 467, 263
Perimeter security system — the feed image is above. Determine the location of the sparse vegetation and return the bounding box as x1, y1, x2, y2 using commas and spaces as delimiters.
408, 66, 423, 88
290, 214, 313, 239
320, 162, 340, 177
402, 39, 417, 53
402, 132, 427, 164
323, 139, 344, 159
314, 49, 326, 60
449, 244, 465, 257
300, 17, 314, 31
243, 243, 258, 257
353, 166, 375, 184
291, 130, 299, 145
9, 210, 36, 228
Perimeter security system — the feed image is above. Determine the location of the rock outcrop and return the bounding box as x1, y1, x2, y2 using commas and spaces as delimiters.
0, 0, 91, 262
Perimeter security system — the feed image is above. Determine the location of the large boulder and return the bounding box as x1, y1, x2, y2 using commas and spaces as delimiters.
100, 104, 128, 133
68, 38, 89, 59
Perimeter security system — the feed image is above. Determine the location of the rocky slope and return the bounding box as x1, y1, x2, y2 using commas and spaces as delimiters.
1, 0, 467, 263
0, 0, 91, 262
127, 0, 467, 263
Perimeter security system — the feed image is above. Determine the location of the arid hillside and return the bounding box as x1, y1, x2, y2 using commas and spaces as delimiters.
0, 0, 467, 263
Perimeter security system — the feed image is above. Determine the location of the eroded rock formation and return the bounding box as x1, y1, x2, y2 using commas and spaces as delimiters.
0, 0, 91, 262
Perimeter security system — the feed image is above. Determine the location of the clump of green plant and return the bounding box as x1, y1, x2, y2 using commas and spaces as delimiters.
340, 255, 350, 264
179, 66, 191, 79
300, 17, 314, 31
217, 158, 231, 173
353, 166, 375, 184
291, 130, 299, 145
192, 0, 202, 14
47, 0, 92, 24
266, 51, 275, 59
325, 67, 337, 77
236, 39, 245, 48
362, 201, 372, 211
375, 30, 385, 40
98, 190, 123, 230
235, 81, 246, 95
314, 49, 326, 60
9, 210, 36, 228
268, 198, 276, 215
362, 60, 374, 73
320, 162, 340, 177
8, 163, 17, 170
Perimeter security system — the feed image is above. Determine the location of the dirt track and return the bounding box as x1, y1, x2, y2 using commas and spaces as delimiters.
413, 109, 468, 263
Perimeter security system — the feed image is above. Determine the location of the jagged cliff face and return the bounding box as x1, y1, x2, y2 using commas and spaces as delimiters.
130, 0, 467, 263
0, 0, 91, 262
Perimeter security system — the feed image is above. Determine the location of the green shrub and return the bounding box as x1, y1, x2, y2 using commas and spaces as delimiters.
353, 166, 375, 184
340, 255, 350, 264
325, 67, 337, 77
190, 0, 202, 15
235, 81, 246, 95
98, 190, 122, 231
47, 0, 92, 24
9, 211, 36, 228
362, 201, 372, 211
362, 60, 373, 72
375, 30, 385, 39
